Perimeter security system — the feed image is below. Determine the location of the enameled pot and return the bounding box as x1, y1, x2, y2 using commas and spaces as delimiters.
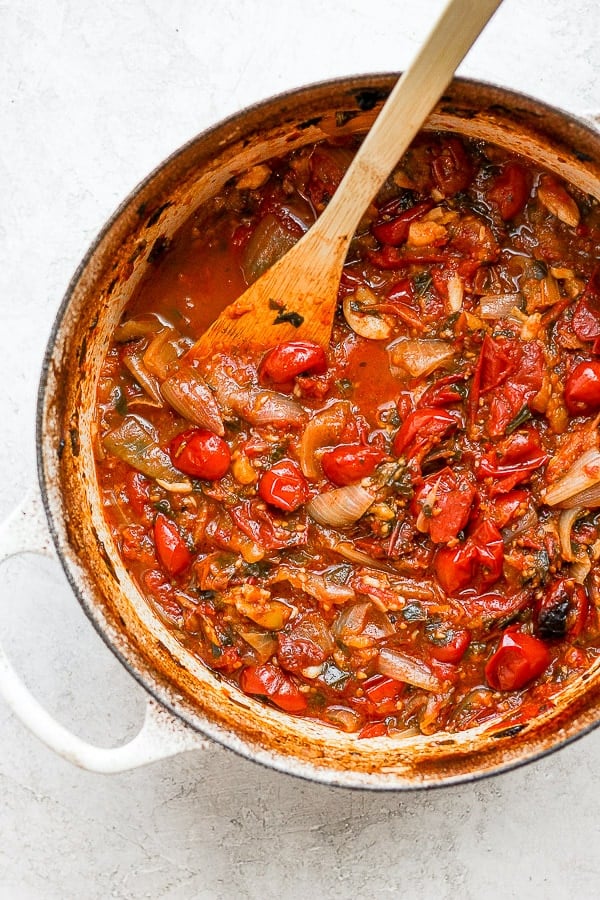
2, 75, 600, 788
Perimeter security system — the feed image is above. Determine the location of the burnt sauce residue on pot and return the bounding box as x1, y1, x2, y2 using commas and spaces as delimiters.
90, 124, 600, 746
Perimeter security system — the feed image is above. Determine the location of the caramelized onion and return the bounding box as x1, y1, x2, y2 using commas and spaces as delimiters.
388, 338, 454, 378
161, 366, 225, 435
299, 401, 352, 477
479, 292, 523, 319
122, 345, 163, 404
377, 647, 442, 692
558, 507, 587, 562
543, 449, 600, 507
208, 364, 306, 427
270, 565, 355, 605
242, 213, 300, 284
102, 416, 191, 490
307, 485, 375, 527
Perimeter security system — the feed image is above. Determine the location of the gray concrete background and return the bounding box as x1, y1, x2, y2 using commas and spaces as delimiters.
1, 1, 599, 897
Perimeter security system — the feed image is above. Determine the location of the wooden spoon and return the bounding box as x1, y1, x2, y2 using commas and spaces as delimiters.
189, 0, 502, 359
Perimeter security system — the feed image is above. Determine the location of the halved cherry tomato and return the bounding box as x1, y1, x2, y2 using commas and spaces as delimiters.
572, 268, 600, 342
431, 137, 472, 196
358, 721, 387, 739
393, 407, 456, 462
476, 427, 548, 495
418, 373, 466, 408
434, 518, 504, 595
487, 162, 530, 220
258, 459, 309, 512
239, 663, 307, 713
153, 513, 192, 576
321, 444, 385, 486
362, 674, 405, 714
434, 541, 479, 595
564, 360, 600, 415
413, 467, 476, 543
259, 341, 327, 385
485, 628, 550, 691
124, 471, 151, 517
535, 578, 589, 640
169, 428, 231, 480
490, 489, 530, 528
371, 200, 434, 246
429, 628, 471, 663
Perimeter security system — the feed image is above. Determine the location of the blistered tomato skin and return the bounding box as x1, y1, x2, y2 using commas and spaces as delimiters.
153, 513, 193, 576
169, 428, 231, 479
564, 361, 600, 415
485, 629, 550, 692
321, 444, 385, 485
258, 459, 309, 511
259, 341, 328, 385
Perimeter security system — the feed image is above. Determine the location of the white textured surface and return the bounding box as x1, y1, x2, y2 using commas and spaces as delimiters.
1, 1, 599, 897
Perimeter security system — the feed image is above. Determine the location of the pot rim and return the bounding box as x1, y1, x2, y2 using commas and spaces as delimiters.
35, 72, 600, 790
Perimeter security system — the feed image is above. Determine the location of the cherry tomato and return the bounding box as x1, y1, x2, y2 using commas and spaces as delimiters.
362, 674, 405, 714
565, 360, 600, 415
431, 137, 472, 196
258, 459, 309, 512
477, 427, 548, 495
239, 663, 307, 713
434, 518, 504, 595
485, 628, 550, 691
435, 541, 478, 595
429, 628, 472, 663
393, 407, 456, 461
169, 428, 230, 480
535, 578, 589, 640
371, 200, 434, 246
124, 471, 151, 517
259, 341, 327, 385
572, 269, 600, 342
153, 513, 192, 576
321, 444, 385, 486
418, 373, 466, 408
487, 162, 530, 220
490, 490, 530, 528
413, 467, 476, 543
358, 721, 387, 739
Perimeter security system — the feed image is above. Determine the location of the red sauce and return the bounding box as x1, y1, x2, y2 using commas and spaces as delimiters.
95, 132, 600, 737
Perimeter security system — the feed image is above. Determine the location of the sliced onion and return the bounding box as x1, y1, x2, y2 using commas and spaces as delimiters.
388, 338, 454, 378
332, 601, 393, 646
242, 213, 300, 284
479, 292, 523, 319
143, 328, 185, 379
323, 706, 363, 733
114, 314, 164, 342
160, 366, 225, 435
286, 610, 335, 657
103, 415, 191, 490
543, 449, 600, 507
122, 344, 163, 404
240, 630, 278, 663
299, 401, 352, 477
237, 390, 307, 427
571, 555, 592, 585
270, 565, 355, 605
307, 485, 375, 527
377, 647, 442, 692
558, 507, 587, 562
333, 541, 401, 575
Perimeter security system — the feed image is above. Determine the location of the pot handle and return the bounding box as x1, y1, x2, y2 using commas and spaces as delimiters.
0, 487, 211, 772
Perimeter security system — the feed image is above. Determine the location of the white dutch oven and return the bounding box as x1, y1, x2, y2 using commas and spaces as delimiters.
2, 75, 600, 788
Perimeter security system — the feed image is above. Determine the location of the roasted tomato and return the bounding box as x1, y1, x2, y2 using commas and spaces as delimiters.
153, 513, 192, 576
371, 200, 434, 246
564, 360, 600, 415
485, 628, 550, 691
321, 444, 385, 485
239, 664, 307, 713
476, 427, 548, 495
413, 467, 476, 543
169, 428, 231, 480
428, 628, 472, 664
487, 161, 530, 220
393, 407, 456, 463
431, 137, 472, 196
572, 269, 600, 342
535, 578, 589, 640
434, 518, 503, 594
258, 459, 309, 512
259, 341, 328, 385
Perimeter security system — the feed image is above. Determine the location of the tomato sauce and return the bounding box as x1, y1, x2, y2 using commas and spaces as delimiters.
95, 132, 600, 737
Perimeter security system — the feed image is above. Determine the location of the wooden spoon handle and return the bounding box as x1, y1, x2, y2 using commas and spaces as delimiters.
316, 0, 503, 244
